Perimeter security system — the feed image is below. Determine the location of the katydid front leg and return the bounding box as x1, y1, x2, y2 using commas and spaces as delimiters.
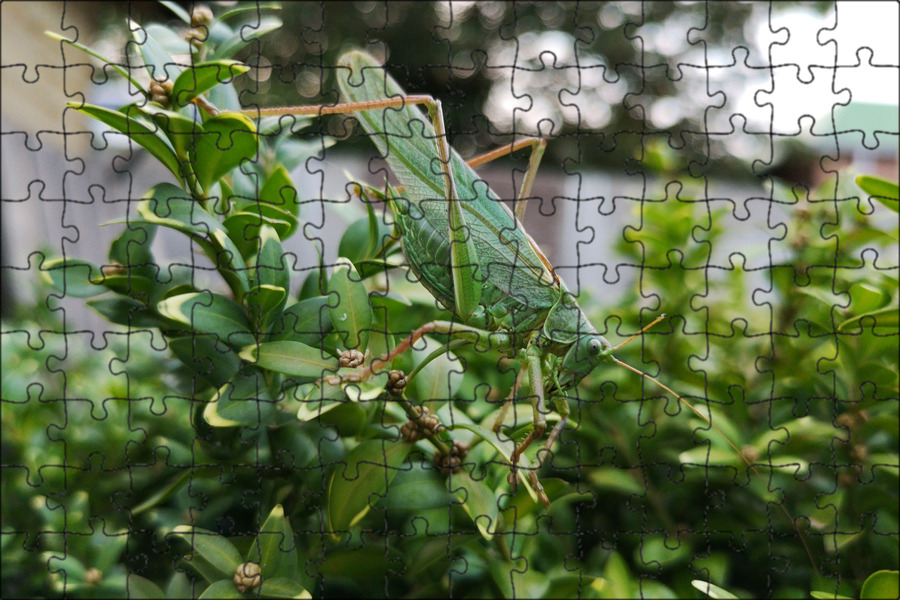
502, 346, 553, 507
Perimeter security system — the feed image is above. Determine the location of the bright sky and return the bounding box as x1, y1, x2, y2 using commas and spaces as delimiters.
746, 1, 899, 132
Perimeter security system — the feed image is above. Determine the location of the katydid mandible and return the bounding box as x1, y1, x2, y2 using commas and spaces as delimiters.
215, 50, 681, 507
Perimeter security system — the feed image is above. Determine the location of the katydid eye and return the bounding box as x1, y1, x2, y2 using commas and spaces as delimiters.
588, 338, 602, 355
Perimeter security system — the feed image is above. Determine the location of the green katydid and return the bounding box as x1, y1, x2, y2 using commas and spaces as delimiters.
207, 50, 692, 506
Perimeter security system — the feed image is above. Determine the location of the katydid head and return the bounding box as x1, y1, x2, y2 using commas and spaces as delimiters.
557, 332, 613, 389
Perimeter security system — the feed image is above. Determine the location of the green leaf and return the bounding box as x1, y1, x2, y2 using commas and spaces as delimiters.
217, 3, 282, 23
245, 284, 287, 334
139, 105, 204, 160
157, 291, 255, 348
138, 183, 250, 294
197, 579, 243, 598
145, 23, 193, 58
108, 221, 156, 266
171, 61, 250, 108
209, 16, 284, 61
587, 467, 645, 495
129, 18, 182, 82
208, 79, 241, 113
338, 217, 375, 265
838, 305, 900, 332
165, 573, 193, 598
97, 274, 159, 302
204, 367, 281, 427
450, 422, 540, 501
132, 469, 193, 515
171, 526, 241, 582
856, 175, 899, 213
158, 0, 191, 23
87, 297, 170, 329
254, 225, 290, 291
298, 267, 327, 301
41, 257, 104, 297
408, 335, 462, 409
810, 592, 853, 600
240, 340, 336, 380
45, 31, 143, 91
861, 571, 899, 600
328, 257, 373, 351
848, 282, 892, 315
192, 113, 258, 191
378, 465, 454, 510
223, 211, 293, 259
247, 505, 297, 581
691, 580, 739, 600
490, 560, 550, 599
449, 471, 499, 540
271, 296, 333, 345
258, 578, 312, 599
125, 574, 165, 599
68, 103, 183, 185
258, 165, 301, 230
167, 334, 242, 388
136, 184, 210, 234
317, 546, 399, 588
326, 440, 413, 535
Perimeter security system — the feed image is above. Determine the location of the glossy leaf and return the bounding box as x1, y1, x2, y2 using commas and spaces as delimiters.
691, 580, 739, 599
448, 471, 500, 540
98, 274, 159, 302
125, 574, 165, 598
856, 175, 899, 213
240, 340, 336, 380
129, 18, 182, 82
170, 526, 241, 582
247, 505, 297, 581
257, 165, 301, 231
68, 103, 183, 185
489, 560, 550, 599
171, 61, 250, 108
204, 367, 279, 428
46, 31, 142, 91
861, 570, 899, 600
326, 440, 412, 534
41, 257, 104, 298
271, 296, 333, 345
158, 0, 190, 23
209, 16, 284, 61
108, 221, 156, 267
87, 297, 171, 329
253, 225, 290, 291
197, 580, 243, 599
138, 183, 249, 293
328, 258, 373, 351
223, 211, 293, 259
450, 422, 539, 502
167, 334, 241, 388
191, 113, 258, 192
157, 291, 255, 348
245, 284, 287, 334
258, 578, 312, 599
378, 465, 454, 510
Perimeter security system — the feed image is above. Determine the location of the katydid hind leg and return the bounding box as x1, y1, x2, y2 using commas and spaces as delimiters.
464, 138, 547, 223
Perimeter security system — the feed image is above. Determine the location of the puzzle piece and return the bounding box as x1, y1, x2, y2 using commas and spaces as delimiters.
2, 2, 898, 598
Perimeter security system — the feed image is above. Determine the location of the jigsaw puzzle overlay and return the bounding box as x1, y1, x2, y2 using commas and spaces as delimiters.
2, 2, 898, 598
